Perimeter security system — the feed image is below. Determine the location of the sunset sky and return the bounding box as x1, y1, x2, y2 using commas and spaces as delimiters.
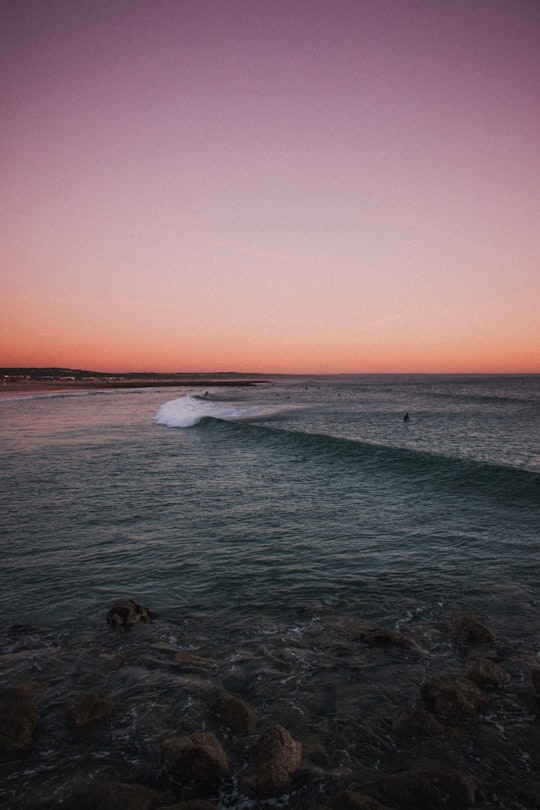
2, 0, 539, 374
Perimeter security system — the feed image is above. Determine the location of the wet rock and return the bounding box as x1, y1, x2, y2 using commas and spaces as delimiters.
448, 612, 495, 644
244, 723, 302, 798
463, 657, 510, 686
517, 782, 540, 809
475, 721, 540, 772
391, 706, 444, 737
67, 690, 114, 729
150, 644, 213, 669
162, 799, 217, 810
0, 685, 41, 754
532, 668, 540, 695
361, 768, 480, 810
329, 789, 390, 809
162, 731, 230, 796
107, 599, 153, 626
61, 780, 164, 810
98, 651, 128, 672
352, 626, 424, 652
208, 691, 259, 733
421, 675, 490, 722
173, 651, 214, 670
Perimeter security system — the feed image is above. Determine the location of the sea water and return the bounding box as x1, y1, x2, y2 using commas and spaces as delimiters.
0, 375, 539, 808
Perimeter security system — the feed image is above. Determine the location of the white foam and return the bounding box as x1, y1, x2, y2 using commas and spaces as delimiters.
154, 394, 289, 428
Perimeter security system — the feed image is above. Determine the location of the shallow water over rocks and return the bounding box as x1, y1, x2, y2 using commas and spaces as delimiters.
1, 601, 539, 809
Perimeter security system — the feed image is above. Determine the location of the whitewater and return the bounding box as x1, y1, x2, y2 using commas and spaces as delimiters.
153, 392, 295, 427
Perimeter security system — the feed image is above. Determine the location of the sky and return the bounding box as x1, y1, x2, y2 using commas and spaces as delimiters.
1, 0, 539, 374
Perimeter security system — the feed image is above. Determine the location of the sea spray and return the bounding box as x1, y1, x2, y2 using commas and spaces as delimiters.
154, 393, 294, 428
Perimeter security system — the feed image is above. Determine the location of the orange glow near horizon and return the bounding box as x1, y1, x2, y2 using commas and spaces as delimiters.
2, 2, 539, 375
2, 324, 538, 376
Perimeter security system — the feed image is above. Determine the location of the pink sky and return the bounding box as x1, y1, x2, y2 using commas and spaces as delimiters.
2, 0, 539, 373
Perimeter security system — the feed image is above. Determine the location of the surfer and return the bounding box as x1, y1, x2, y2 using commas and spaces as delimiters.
403, 412, 410, 422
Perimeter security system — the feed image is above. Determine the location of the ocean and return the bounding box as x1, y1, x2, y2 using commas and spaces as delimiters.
1, 374, 539, 809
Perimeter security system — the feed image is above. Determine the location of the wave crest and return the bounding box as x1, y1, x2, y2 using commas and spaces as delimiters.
154, 394, 290, 428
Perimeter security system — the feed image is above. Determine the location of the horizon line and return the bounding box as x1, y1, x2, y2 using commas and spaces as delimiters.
2, 367, 539, 378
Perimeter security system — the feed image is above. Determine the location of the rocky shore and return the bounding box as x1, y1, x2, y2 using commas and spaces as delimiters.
1, 600, 539, 809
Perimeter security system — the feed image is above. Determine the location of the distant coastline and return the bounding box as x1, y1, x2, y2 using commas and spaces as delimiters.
1, 368, 269, 394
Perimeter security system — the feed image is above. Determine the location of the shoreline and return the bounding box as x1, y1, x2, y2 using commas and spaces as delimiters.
1, 378, 267, 396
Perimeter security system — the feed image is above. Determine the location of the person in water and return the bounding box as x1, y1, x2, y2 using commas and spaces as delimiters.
404, 412, 410, 422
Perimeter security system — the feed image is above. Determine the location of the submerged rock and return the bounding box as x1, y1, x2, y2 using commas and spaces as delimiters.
361, 768, 480, 810
329, 789, 391, 809
516, 782, 540, 810
150, 643, 214, 670
208, 691, 259, 734
244, 723, 302, 798
421, 675, 490, 722
106, 599, 153, 626
173, 650, 213, 669
463, 657, 510, 686
391, 706, 444, 737
448, 612, 495, 645
0, 685, 41, 754
177, 797, 218, 810
67, 690, 114, 729
61, 780, 164, 810
162, 731, 230, 797
352, 626, 425, 652
532, 668, 540, 695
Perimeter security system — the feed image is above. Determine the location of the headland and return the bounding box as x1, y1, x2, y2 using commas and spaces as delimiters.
1, 367, 268, 394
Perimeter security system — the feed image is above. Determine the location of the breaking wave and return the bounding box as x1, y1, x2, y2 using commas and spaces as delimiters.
154, 394, 292, 428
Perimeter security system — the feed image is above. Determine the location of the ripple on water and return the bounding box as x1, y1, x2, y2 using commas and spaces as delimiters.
1, 597, 539, 809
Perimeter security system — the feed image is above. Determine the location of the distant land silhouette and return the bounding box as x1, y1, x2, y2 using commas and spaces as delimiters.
1, 368, 269, 390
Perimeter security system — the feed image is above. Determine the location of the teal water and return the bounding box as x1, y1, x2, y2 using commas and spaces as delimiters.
1, 375, 538, 626
1, 375, 539, 809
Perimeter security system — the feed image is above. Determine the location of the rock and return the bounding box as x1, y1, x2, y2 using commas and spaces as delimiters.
532, 669, 540, 695
391, 706, 444, 737
448, 612, 495, 644
208, 691, 259, 734
173, 651, 212, 668
99, 652, 128, 672
475, 720, 540, 771
150, 644, 213, 669
352, 627, 424, 652
463, 657, 510, 686
162, 731, 230, 796
517, 782, 540, 809
61, 780, 164, 810
361, 768, 480, 810
244, 723, 302, 798
0, 685, 41, 754
421, 676, 490, 722
329, 642, 361, 656
67, 690, 114, 729
107, 599, 153, 626
329, 789, 390, 809
162, 803, 217, 810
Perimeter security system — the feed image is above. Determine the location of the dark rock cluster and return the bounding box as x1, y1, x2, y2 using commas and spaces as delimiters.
1, 603, 539, 810
0, 685, 41, 754
106, 599, 154, 626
